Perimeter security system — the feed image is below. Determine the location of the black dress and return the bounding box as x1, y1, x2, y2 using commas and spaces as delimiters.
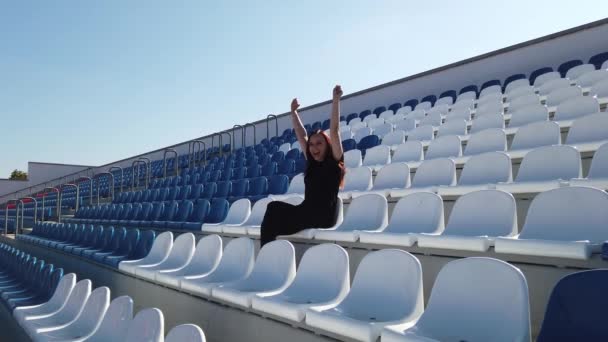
260, 154, 343, 246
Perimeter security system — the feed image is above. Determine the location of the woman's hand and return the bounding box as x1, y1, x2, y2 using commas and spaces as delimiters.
291, 98, 300, 113
333, 85, 343, 100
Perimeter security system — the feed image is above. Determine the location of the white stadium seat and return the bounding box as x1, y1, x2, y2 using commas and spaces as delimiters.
394, 118, 417, 132
181, 237, 255, 296
225, 197, 273, 236
212, 240, 296, 308
475, 100, 504, 117
498, 145, 581, 194
417, 190, 517, 252
544, 86, 582, 108
392, 141, 424, 164
495, 186, 608, 260
407, 109, 427, 121
603, 60, 608, 70
507, 93, 541, 112
427, 104, 449, 117
382, 257, 530, 342
415, 101, 433, 111
396, 106, 412, 116
124, 308, 164, 342
569, 142, 608, 190
362, 145, 391, 172
566, 63, 596, 80
591, 78, 608, 102
155, 235, 222, 289
344, 149, 363, 169
381, 130, 406, 150
119, 232, 173, 274
271, 174, 304, 200
81, 295, 133, 341
406, 125, 434, 145
314, 193, 388, 242
371, 123, 393, 138
390, 158, 456, 198
506, 104, 548, 133
534, 71, 560, 86
351, 163, 411, 199
306, 250, 424, 342
363, 115, 378, 124
478, 89, 503, 104
359, 192, 444, 247
575, 69, 608, 87
353, 127, 373, 143
507, 84, 536, 99
135, 233, 196, 281
451, 98, 474, 110
439, 152, 512, 196
537, 77, 570, 95
202, 198, 251, 233
505, 79, 530, 94
565, 112, 608, 152
424, 135, 462, 160
251, 244, 350, 323
435, 96, 453, 107
279, 143, 291, 154
436, 119, 467, 137
461, 128, 507, 156
508, 121, 561, 159
277, 197, 344, 240
165, 324, 206, 342
14, 273, 77, 326
379, 110, 394, 119
340, 167, 373, 200
457, 91, 477, 102
469, 113, 504, 134
553, 96, 600, 128
419, 112, 442, 127
445, 107, 472, 122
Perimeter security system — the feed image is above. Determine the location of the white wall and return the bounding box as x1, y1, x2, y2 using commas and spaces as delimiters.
27, 162, 93, 185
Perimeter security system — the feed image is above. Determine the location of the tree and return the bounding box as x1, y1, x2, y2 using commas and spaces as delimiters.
9, 169, 27, 180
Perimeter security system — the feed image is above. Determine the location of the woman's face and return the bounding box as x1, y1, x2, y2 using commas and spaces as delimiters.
308, 134, 329, 162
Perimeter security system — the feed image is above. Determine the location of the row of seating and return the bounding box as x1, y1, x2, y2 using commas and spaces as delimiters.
0, 244, 63, 311
70, 198, 229, 230
10, 265, 206, 341
18, 223, 156, 268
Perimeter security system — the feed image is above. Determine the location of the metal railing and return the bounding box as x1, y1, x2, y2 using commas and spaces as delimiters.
58, 184, 78, 223
188, 140, 206, 168
94, 172, 115, 204
163, 149, 179, 178
4, 199, 18, 235
108, 166, 124, 194
41, 187, 60, 222
267, 114, 278, 140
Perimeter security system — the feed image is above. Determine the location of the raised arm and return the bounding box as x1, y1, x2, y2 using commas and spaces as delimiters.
329, 85, 344, 161
290, 98, 309, 159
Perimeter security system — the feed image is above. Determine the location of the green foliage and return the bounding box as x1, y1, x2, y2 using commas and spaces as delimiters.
9, 169, 27, 180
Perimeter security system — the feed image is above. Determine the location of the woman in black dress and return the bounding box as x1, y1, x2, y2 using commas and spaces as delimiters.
260, 85, 346, 246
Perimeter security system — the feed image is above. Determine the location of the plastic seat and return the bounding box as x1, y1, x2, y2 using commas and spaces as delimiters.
306, 250, 423, 342
505, 77, 529, 94
508, 93, 540, 112
435, 95, 454, 107
124, 308, 164, 342
536, 269, 608, 342
469, 114, 504, 134
537, 78, 570, 95
315, 194, 388, 242
459, 128, 507, 157
201, 198, 250, 233
118, 231, 173, 274
390, 158, 456, 198
445, 107, 472, 122
14, 273, 77, 326
394, 118, 417, 132
102, 229, 143, 267
165, 201, 194, 229
382, 257, 530, 342
436, 120, 466, 138
545, 86, 583, 107
224, 197, 273, 236
371, 123, 393, 138
475, 100, 504, 117
406, 125, 433, 145
181, 237, 255, 296
181, 199, 211, 230
381, 130, 406, 150
344, 149, 363, 169
33, 286, 110, 341
135, 233, 196, 281
508, 121, 561, 159
349, 163, 410, 199
495, 186, 608, 260
407, 109, 426, 121
566, 63, 596, 80
362, 145, 391, 171
565, 112, 608, 152
419, 112, 442, 127
497, 145, 581, 194
553, 96, 600, 128
151, 201, 178, 228
533, 70, 559, 86
22, 279, 92, 338
575, 69, 608, 87
506, 104, 548, 133
155, 235, 222, 289
165, 324, 206, 342
339, 167, 373, 200
251, 244, 350, 323
417, 190, 517, 252
439, 152, 512, 196
425, 135, 462, 160
78, 295, 133, 342
212, 240, 296, 308
570, 142, 608, 189
392, 141, 423, 164
271, 174, 302, 200
359, 192, 444, 247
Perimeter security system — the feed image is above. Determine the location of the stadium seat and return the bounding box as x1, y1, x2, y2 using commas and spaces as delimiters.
306, 250, 423, 342
506, 104, 548, 133
417, 190, 517, 252
351, 163, 410, 199
381, 130, 406, 150
532, 69, 558, 86
344, 149, 363, 169
497, 145, 581, 194
119, 231, 173, 274
565, 112, 608, 152
439, 152, 512, 196
544, 86, 582, 108
155, 234, 222, 289
475, 100, 504, 117
201, 198, 250, 233
124, 308, 164, 342
362, 145, 391, 171
469, 114, 504, 134
165, 200, 194, 229
445, 107, 472, 122
495, 186, 608, 259
575, 69, 608, 87
73, 295, 134, 341
407, 109, 426, 121
226, 197, 274, 236
393, 117, 417, 132
570, 142, 608, 189
419, 111, 442, 127
339, 167, 373, 200
537, 78, 571, 95
565, 63, 595, 80
436, 93, 455, 106
415, 101, 433, 111
508, 121, 561, 159
314, 193, 385, 242
14, 273, 77, 326
381, 258, 530, 342
371, 123, 393, 138
390, 158, 456, 197
406, 125, 434, 145
211, 240, 296, 308
251, 244, 350, 323
536, 269, 608, 342
553, 96, 600, 128
392, 141, 424, 164
104, 229, 149, 268
181, 237, 255, 296
151, 201, 178, 228
166, 324, 206, 342
135, 233, 196, 281
359, 192, 444, 247
508, 92, 540, 111
424, 135, 462, 160
461, 128, 507, 156
272, 173, 304, 200
437, 119, 467, 137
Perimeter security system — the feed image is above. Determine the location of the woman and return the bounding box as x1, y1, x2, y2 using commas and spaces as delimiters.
260, 85, 346, 246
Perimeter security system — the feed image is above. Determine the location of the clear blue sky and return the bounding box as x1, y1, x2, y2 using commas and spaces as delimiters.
1, 1, 606, 177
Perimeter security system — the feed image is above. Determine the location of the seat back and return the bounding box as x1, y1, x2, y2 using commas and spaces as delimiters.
220, 198, 251, 225
338, 194, 388, 232
88, 295, 134, 341
243, 197, 273, 226
286, 174, 305, 194
174, 201, 194, 223
382, 130, 406, 147
587, 143, 608, 179
165, 324, 206, 342
69, 286, 111, 335
510, 121, 560, 151
554, 96, 600, 121
187, 199, 210, 224
412, 159, 456, 188
545, 86, 583, 107
538, 78, 570, 95
244, 240, 296, 290
407, 125, 434, 142
537, 269, 608, 342
373, 163, 410, 190
393, 141, 424, 163
230, 179, 249, 197
508, 104, 548, 129
129, 229, 152, 259
163, 233, 196, 268
437, 119, 466, 137
464, 128, 507, 156
386, 192, 444, 234
125, 308, 164, 342
470, 114, 504, 134
342, 167, 373, 192
363, 145, 391, 166
344, 149, 363, 169
148, 202, 165, 221
268, 175, 288, 195
445, 107, 471, 122
141, 231, 173, 263
414, 257, 530, 342
575, 69, 608, 87
519, 186, 608, 242
476, 101, 504, 117
394, 118, 417, 132
207, 199, 229, 224
459, 152, 512, 185
515, 145, 581, 182
56, 279, 92, 322
566, 63, 595, 80
183, 235, 222, 275
425, 135, 462, 159
446, 190, 517, 237
206, 237, 255, 281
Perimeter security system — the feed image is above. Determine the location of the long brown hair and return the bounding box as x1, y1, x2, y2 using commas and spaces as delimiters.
304, 130, 345, 188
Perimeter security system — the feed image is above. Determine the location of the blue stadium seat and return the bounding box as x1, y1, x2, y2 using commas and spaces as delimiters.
247, 165, 261, 179
165, 201, 194, 229
558, 59, 583, 77
181, 199, 211, 230
589, 51, 608, 69
388, 102, 402, 113
178, 185, 191, 201
246, 156, 259, 168
209, 170, 221, 182
121, 204, 140, 225
81, 226, 114, 258
503, 73, 527, 91
156, 188, 169, 203
459, 84, 479, 96
91, 227, 127, 262
268, 174, 289, 195
285, 149, 300, 161
141, 189, 152, 203
148, 189, 160, 203
261, 161, 277, 177
346, 113, 359, 123
214, 181, 232, 199
359, 110, 373, 121
206, 198, 229, 224
420, 95, 437, 105
146, 202, 165, 224
245, 177, 269, 202
232, 167, 247, 180
342, 139, 357, 152
189, 184, 203, 201
128, 203, 151, 227
271, 151, 285, 164
228, 179, 249, 203
152, 201, 178, 228
132, 191, 142, 203
373, 106, 387, 116
290, 159, 306, 179
480, 79, 501, 91
201, 182, 217, 199
278, 159, 295, 175
322, 119, 331, 130
439, 90, 457, 103
537, 269, 608, 342
105, 229, 153, 268
357, 134, 380, 152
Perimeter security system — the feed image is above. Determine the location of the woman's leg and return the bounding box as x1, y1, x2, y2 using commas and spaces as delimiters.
260, 201, 300, 247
